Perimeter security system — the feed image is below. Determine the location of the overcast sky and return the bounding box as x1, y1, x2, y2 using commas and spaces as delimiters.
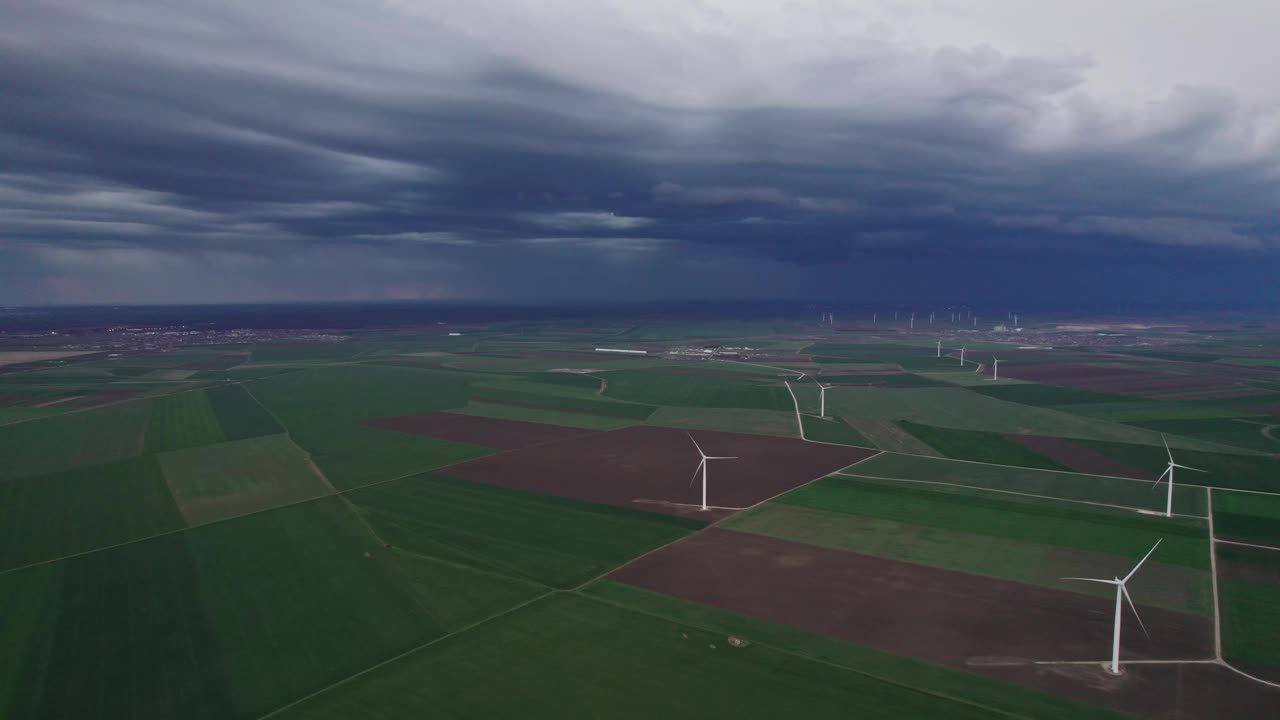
2, 1, 1278, 306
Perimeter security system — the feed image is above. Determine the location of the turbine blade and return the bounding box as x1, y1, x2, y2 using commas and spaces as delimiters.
686, 432, 706, 459
1123, 539, 1163, 584
689, 458, 704, 488
707, 456, 737, 460
1161, 434, 1173, 464
1152, 466, 1170, 489
1122, 584, 1150, 639
1172, 463, 1207, 473
1061, 577, 1119, 585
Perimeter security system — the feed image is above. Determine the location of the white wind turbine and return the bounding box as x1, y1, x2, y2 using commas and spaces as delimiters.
936, 339, 942, 358
687, 433, 737, 511
1153, 434, 1205, 518
817, 381, 832, 417
990, 356, 1000, 380
959, 345, 967, 366
910, 312, 915, 329
1063, 540, 1162, 675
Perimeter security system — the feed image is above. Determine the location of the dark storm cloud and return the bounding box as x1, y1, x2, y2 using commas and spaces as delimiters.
1, 0, 1278, 304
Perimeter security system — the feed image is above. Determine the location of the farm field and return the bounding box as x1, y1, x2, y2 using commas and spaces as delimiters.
0, 400, 149, 479
897, 421, 1072, 470
249, 364, 472, 430
0, 455, 186, 571
348, 473, 702, 587
1213, 489, 1280, 545
843, 416, 943, 454
156, 434, 333, 525
454, 400, 638, 430
469, 386, 657, 419
144, 390, 226, 453
290, 422, 494, 491
1216, 545, 1280, 681
800, 414, 874, 446
648, 406, 801, 437
361, 411, 598, 449
206, 383, 283, 439
602, 370, 793, 410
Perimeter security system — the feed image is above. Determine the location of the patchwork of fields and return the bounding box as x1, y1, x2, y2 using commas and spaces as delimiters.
3, 328, 1279, 719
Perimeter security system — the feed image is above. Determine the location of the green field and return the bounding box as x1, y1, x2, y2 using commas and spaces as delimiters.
145, 390, 227, 453
250, 364, 472, 431
898, 422, 1071, 470
207, 383, 283, 440
1076, 439, 1280, 493
843, 417, 942, 455
722, 502, 1210, 615
851, 452, 1208, 516
1131, 417, 1280, 454
779, 476, 1210, 569
0, 456, 186, 571
649, 406, 800, 437
0, 401, 149, 479
349, 474, 702, 587
1218, 547, 1280, 671
972, 384, 1127, 406
603, 370, 792, 411
1213, 489, 1280, 544
801, 414, 875, 446
470, 386, 657, 419
292, 423, 493, 490
277, 592, 1124, 720
457, 400, 638, 430
157, 434, 332, 525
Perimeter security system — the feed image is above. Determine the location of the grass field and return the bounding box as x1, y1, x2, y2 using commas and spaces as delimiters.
276, 591, 1125, 720
292, 423, 494, 491
456, 400, 638, 430
801, 414, 874, 446
0, 400, 148, 479
0, 455, 185, 571
348, 474, 703, 587
1213, 489, 1280, 544
721, 502, 1211, 615
250, 364, 471, 431
972, 384, 1128, 406
1218, 547, 1280, 672
374, 549, 546, 632
470, 386, 657, 419
1131, 417, 1280, 454
898, 422, 1072, 470
843, 417, 942, 455
207, 383, 283, 440
649, 406, 800, 437
145, 390, 227, 453
157, 434, 332, 525
603, 370, 793, 411
1076, 439, 1280, 493
823, 386, 1253, 452
850, 452, 1208, 516
779, 476, 1210, 570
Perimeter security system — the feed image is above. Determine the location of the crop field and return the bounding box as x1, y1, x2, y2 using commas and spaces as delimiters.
1213, 489, 1280, 545
444, 425, 878, 521
1217, 546, 1280, 681
274, 593, 1059, 720
721, 495, 1211, 615
348, 473, 702, 587
800, 414, 874, 446
842, 416, 942, 454
1131, 417, 1280, 453
972, 384, 1128, 406
648, 406, 801, 437
1074, 439, 1280, 492
362, 411, 598, 449
455, 400, 639, 430
290, 422, 493, 490
1002, 434, 1155, 479
206, 383, 283, 440
156, 434, 333, 525
469, 386, 657, 419
848, 453, 1208, 515
898, 422, 1072, 470
145, 390, 226, 452
250, 364, 472, 430
0, 400, 148, 479
602, 370, 793, 410
610, 528, 1211, 670
0, 456, 186, 571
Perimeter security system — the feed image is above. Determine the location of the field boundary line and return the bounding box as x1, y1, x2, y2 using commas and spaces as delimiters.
256, 590, 555, 719
1207, 487, 1224, 661
1215, 538, 1280, 553
832, 472, 1209, 520
720, 359, 805, 379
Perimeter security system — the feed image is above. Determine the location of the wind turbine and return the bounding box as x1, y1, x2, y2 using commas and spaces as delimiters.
910, 312, 915, 329
972, 316, 977, 328
959, 345, 967, 366
817, 381, 832, 417
936, 339, 942, 358
873, 312, 877, 324
687, 433, 737, 511
1014, 313, 1020, 327
1063, 540, 1162, 675
1153, 434, 1206, 518
990, 356, 999, 380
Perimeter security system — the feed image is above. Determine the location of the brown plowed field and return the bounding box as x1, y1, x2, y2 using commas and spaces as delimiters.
360, 411, 597, 449
1218, 550, 1280, 584
1006, 435, 1154, 480
994, 362, 1267, 400
611, 528, 1211, 666
444, 425, 877, 520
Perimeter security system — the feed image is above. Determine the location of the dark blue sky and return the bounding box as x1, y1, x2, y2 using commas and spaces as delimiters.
1, 1, 1277, 306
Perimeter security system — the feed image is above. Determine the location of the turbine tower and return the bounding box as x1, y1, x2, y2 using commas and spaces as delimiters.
959, 345, 967, 366
936, 339, 942, 358
991, 356, 999, 380
910, 312, 915, 329
687, 433, 737, 511
1063, 540, 1162, 675
818, 381, 832, 417
1154, 435, 1206, 518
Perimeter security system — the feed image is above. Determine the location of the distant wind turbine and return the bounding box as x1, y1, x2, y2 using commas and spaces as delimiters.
936, 339, 942, 358
1063, 540, 1162, 675
687, 433, 737, 512
1154, 435, 1206, 518
873, 312, 877, 324
817, 381, 832, 417
1014, 313, 1020, 326
991, 356, 999, 380
910, 312, 915, 329
973, 316, 977, 328
959, 345, 967, 366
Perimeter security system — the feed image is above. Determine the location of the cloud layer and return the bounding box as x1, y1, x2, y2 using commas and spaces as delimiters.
1, 0, 1278, 305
